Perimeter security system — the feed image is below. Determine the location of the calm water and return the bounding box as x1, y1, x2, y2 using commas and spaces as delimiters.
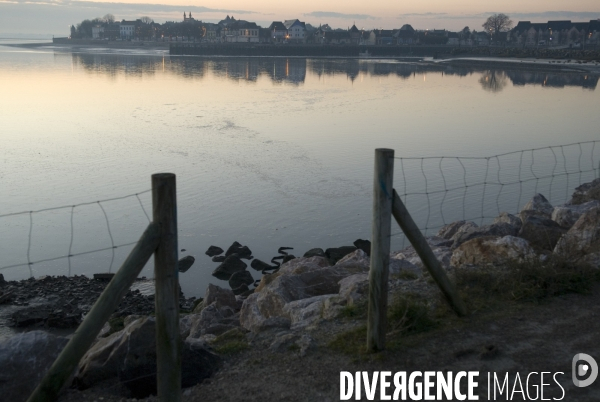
1, 42, 599, 297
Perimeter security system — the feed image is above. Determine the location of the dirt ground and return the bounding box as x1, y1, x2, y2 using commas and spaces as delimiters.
58, 283, 600, 402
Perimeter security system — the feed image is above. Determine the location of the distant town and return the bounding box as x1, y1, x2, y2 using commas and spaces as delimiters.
68, 13, 600, 48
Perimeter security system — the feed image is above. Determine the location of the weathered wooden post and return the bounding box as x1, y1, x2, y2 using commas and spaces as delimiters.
392, 189, 467, 316
152, 173, 182, 401
26, 222, 161, 402
367, 148, 394, 352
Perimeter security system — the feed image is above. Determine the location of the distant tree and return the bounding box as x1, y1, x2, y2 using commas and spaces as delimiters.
482, 14, 513, 35
103, 14, 115, 24
479, 70, 507, 92
460, 26, 471, 43
70, 25, 77, 38
140, 16, 154, 24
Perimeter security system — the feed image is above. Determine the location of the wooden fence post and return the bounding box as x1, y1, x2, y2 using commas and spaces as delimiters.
367, 148, 394, 352
392, 189, 467, 316
27, 222, 161, 402
152, 173, 182, 402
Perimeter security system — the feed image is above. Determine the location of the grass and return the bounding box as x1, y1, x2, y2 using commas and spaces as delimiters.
211, 328, 249, 355
455, 255, 600, 311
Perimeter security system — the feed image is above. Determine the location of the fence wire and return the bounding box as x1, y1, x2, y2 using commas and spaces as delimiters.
392, 141, 600, 247
0, 190, 152, 276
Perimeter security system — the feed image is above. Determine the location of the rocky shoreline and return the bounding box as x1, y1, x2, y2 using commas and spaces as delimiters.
1, 178, 599, 401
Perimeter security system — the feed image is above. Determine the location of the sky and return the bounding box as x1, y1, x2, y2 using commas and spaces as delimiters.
0, 0, 599, 37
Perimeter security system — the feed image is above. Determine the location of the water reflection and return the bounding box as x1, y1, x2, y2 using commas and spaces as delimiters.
67, 52, 598, 91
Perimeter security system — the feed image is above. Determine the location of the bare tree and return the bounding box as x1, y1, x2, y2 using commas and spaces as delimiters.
103, 14, 115, 24
140, 16, 154, 24
482, 14, 513, 35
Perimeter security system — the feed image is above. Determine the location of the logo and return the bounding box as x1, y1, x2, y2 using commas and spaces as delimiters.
572, 353, 598, 387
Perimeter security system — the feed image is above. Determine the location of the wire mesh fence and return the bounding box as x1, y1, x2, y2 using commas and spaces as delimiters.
0, 190, 152, 278
392, 141, 600, 247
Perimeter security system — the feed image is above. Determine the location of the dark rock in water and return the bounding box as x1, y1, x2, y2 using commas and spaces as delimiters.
303, 248, 325, 258
325, 246, 357, 265
518, 215, 566, 251
0, 273, 6, 285
178, 255, 195, 273
0, 331, 69, 402
229, 270, 254, 290
205, 245, 224, 257
353, 239, 371, 256
212, 255, 247, 281
212, 255, 226, 262
250, 259, 277, 271
282, 254, 296, 264
225, 242, 253, 259
240, 287, 255, 297
232, 283, 250, 295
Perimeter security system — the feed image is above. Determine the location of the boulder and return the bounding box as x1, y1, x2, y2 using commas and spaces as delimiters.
205, 245, 224, 257
178, 255, 195, 273
212, 255, 226, 263
518, 215, 566, 251
450, 236, 535, 268
228, 270, 254, 290
451, 222, 519, 249
449, 222, 478, 246
194, 283, 237, 313
520, 193, 553, 220
77, 317, 219, 398
569, 178, 600, 205
0, 331, 68, 402
353, 239, 371, 256
334, 249, 371, 274
325, 246, 357, 265
552, 200, 600, 229
437, 220, 469, 240
393, 241, 453, 271
493, 212, 522, 230
338, 273, 369, 305
283, 294, 334, 329
211, 255, 247, 281
389, 258, 422, 279
303, 248, 326, 258
225, 241, 252, 259
255, 317, 291, 332
554, 207, 600, 267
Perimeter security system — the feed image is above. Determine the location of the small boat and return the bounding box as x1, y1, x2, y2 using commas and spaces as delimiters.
359, 50, 370, 58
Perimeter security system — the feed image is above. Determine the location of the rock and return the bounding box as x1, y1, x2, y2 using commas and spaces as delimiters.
180, 313, 198, 338
212, 255, 226, 262
437, 220, 468, 240
77, 316, 219, 398
393, 242, 453, 271
303, 248, 326, 258
569, 178, 600, 205
520, 193, 553, 220
450, 236, 535, 268
449, 222, 478, 246
189, 302, 236, 338
205, 245, 224, 257
338, 273, 369, 305
334, 249, 371, 274
518, 215, 566, 251
203, 323, 238, 336
228, 270, 254, 290
552, 200, 600, 229
269, 333, 299, 353
256, 317, 291, 332
325, 246, 357, 265
389, 258, 422, 279
451, 222, 519, 249
194, 283, 237, 313
493, 212, 522, 230
555, 207, 600, 267
232, 284, 250, 296
240, 259, 348, 332
282, 254, 296, 264
178, 255, 195, 273
297, 334, 316, 357
212, 255, 247, 281
353, 239, 371, 256
283, 294, 334, 329
0, 331, 68, 402
225, 241, 252, 259
250, 259, 278, 271
0, 273, 6, 285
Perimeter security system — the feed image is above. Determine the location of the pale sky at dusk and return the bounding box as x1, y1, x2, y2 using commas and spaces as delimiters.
0, 0, 599, 36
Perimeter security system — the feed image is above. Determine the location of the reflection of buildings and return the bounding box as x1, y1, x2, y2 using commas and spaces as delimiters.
506, 71, 598, 89
67, 52, 598, 91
